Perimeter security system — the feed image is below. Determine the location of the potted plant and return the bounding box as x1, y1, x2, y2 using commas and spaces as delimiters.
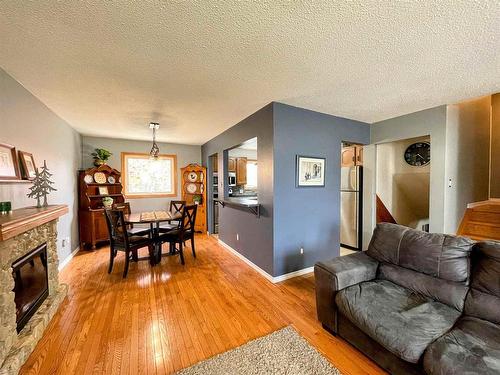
92, 148, 112, 166
102, 196, 113, 208
193, 194, 202, 205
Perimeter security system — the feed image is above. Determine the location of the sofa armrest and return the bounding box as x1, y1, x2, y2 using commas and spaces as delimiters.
314, 252, 378, 333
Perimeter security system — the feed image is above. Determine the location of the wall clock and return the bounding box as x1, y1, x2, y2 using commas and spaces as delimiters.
187, 171, 198, 182
404, 142, 430, 166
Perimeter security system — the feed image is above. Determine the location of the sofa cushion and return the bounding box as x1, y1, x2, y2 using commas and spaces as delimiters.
423, 316, 500, 375
367, 223, 474, 283
465, 240, 500, 324
378, 263, 468, 311
335, 279, 461, 364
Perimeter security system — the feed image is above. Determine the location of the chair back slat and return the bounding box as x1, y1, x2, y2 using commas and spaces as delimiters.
180, 205, 197, 237
170, 200, 186, 215
104, 209, 129, 246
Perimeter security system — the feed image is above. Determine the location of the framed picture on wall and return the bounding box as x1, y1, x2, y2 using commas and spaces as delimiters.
0, 143, 20, 180
18, 150, 37, 180
296, 155, 326, 187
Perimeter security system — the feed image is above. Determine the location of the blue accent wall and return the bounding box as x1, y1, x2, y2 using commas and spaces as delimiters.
201, 102, 370, 277
273, 103, 370, 276
201, 104, 274, 275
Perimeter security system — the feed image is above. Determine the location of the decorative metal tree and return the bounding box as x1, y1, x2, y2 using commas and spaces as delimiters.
27, 160, 57, 207
27, 168, 44, 208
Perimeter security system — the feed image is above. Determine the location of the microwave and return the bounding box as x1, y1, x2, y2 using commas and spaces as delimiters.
228, 172, 236, 186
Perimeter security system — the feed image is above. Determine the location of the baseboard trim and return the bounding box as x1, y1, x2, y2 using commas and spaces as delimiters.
217, 239, 313, 283
58, 246, 79, 271
272, 266, 314, 283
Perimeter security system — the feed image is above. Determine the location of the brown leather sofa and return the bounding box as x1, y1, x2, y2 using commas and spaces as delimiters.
315, 223, 500, 375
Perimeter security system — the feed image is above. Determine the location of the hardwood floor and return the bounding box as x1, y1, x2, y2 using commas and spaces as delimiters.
20, 234, 386, 375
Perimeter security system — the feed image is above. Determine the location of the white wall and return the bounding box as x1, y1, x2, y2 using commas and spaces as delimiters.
444, 96, 491, 232
376, 136, 430, 228
81, 136, 201, 212
0, 68, 82, 261
364, 106, 447, 248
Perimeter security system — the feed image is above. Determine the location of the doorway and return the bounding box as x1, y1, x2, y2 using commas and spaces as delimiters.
375, 136, 430, 231
340, 142, 364, 254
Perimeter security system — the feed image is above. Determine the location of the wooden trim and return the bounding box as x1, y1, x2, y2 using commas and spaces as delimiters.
0, 143, 21, 180
121, 152, 178, 199
0, 205, 68, 241
467, 198, 500, 208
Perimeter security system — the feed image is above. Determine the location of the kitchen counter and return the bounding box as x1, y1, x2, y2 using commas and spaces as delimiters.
214, 197, 260, 217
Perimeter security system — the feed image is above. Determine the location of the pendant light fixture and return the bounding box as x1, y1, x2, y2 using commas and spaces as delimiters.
149, 122, 160, 159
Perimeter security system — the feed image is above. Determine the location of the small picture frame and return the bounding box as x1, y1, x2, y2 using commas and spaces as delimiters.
18, 150, 37, 180
296, 155, 326, 187
98, 186, 109, 195
0, 143, 20, 180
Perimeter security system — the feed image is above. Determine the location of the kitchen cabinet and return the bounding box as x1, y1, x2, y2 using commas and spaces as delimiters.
228, 158, 236, 172
236, 157, 247, 185
355, 146, 363, 165
341, 146, 356, 167
341, 146, 363, 167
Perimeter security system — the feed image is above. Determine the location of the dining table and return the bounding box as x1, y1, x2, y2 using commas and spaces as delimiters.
124, 210, 182, 265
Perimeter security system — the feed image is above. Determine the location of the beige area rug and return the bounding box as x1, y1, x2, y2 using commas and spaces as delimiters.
176, 326, 341, 375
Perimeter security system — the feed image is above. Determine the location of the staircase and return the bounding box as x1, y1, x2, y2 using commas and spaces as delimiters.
457, 200, 500, 241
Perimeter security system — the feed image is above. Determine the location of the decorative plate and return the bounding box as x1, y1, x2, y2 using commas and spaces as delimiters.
187, 171, 198, 182
107, 176, 116, 184
94, 172, 107, 184
83, 174, 94, 184
186, 183, 197, 194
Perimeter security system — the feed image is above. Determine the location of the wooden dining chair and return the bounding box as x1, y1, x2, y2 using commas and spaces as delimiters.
158, 200, 186, 233
104, 209, 154, 277
159, 205, 197, 264
112, 202, 151, 237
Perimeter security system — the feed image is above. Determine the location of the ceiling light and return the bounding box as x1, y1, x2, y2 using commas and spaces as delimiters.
149, 122, 160, 159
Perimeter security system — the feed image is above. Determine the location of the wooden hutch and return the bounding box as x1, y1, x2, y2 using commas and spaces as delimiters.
181, 164, 207, 232
78, 164, 124, 249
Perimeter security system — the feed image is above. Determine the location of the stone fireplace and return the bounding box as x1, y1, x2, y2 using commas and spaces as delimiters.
12, 243, 49, 333
0, 205, 68, 375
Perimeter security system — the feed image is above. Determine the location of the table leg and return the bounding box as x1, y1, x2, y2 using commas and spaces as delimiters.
155, 222, 161, 264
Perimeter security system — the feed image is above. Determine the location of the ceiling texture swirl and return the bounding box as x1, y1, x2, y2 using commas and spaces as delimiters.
1, 1, 499, 144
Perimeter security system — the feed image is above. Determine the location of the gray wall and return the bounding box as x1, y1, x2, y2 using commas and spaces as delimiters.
201, 104, 274, 275
81, 136, 201, 212
273, 103, 370, 276
444, 97, 491, 232
366, 106, 448, 246
0, 68, 82, 261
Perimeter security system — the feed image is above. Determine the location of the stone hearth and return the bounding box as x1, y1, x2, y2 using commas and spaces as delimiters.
0, 206, 68, 375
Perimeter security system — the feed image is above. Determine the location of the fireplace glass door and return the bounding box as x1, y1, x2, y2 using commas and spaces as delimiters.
12, 243, 49, 332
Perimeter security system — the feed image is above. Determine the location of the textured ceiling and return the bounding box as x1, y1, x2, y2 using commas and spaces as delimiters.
1, 1, 499, 145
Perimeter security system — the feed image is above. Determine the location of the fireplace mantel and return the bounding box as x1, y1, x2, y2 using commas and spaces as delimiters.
0, 205, 68, 241
0, 204, 68, 374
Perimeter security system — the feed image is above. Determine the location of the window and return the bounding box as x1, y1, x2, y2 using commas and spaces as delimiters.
121, 153, 177, 198
245, 160, 258, 189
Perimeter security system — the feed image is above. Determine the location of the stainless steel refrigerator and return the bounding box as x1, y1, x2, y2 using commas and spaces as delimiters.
340, 165, 362, 250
